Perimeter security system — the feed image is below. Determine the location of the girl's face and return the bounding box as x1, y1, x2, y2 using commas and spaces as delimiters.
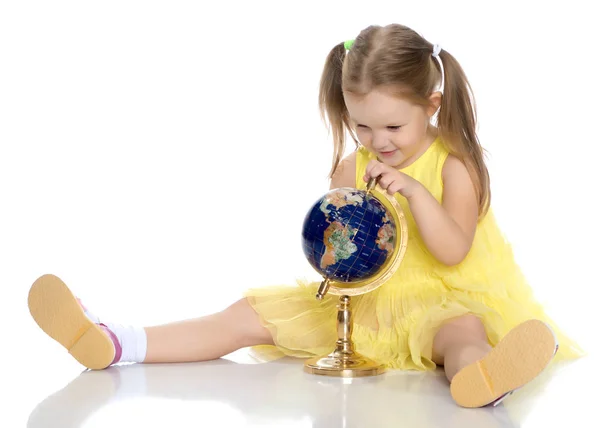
343, 88, 440, 169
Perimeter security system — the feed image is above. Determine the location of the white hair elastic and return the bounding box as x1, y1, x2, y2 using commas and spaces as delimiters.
432, 44, 444, 94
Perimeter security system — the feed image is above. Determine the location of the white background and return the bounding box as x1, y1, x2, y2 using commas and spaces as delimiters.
1, 0, 599, 426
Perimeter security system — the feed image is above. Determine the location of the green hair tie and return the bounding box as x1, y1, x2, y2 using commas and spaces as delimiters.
344, 39, 355, 50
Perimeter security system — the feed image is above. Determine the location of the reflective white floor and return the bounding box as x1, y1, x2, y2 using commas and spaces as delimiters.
19, 349, 595, 428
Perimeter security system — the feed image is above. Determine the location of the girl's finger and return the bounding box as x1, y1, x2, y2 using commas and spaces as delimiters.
378, 173, 392, 189
365, 160, 378, 177
369, 162, 384, 179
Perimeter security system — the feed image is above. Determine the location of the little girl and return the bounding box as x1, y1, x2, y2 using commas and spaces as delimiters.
28, 23, 584, 408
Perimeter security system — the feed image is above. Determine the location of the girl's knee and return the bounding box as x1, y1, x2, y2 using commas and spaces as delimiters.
433, 314, 488, 360
223, 298, 274, 347
450, 314, 486, 338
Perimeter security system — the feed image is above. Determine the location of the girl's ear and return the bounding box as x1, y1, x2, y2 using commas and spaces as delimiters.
427, 91, 442, 117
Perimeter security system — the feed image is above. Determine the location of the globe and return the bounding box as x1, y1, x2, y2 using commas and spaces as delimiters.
301, 182, 407, 377
301, 186, 397, 284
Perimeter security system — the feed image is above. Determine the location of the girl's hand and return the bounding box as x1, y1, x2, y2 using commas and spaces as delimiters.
363, 160, 423, 199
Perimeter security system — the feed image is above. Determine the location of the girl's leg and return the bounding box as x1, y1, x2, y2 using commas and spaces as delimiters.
431, 314, 491, 382
28, 274, 274, 370
143, 298, 274, 363
432, 314, 558, 408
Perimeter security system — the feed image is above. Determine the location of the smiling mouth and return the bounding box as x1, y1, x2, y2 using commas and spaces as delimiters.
379, 150, 397, 157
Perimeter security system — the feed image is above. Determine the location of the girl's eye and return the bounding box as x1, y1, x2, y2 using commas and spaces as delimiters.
355, 124, 402, 130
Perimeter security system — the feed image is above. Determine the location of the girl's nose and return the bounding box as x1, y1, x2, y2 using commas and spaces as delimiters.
372, 134, 389, 150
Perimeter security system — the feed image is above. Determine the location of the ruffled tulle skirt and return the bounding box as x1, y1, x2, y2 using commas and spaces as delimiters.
244, 267, 584, 371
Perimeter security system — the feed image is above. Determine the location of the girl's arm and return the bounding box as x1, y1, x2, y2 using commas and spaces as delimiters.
364, 155, 478, 266
408, 155, 478, 265
329, 152, 357, 189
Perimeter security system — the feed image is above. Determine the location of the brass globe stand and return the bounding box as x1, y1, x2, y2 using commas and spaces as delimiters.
304, 178, 408, 378
304, 291, 384, 377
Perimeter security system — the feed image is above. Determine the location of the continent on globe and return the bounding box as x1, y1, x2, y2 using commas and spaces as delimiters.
320, 221, 358, 269
376, 215, 394, 252
319, 189, 364, 215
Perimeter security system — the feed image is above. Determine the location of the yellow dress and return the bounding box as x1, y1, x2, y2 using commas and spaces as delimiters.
244, 138, 584, 370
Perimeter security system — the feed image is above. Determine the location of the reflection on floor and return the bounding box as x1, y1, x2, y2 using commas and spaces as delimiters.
26, 350, 595, 428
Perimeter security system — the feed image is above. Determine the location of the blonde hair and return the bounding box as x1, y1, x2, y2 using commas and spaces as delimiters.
319, 24, 491, 217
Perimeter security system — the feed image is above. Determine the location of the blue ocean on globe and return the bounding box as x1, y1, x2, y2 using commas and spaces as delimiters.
301, 187, 397, 283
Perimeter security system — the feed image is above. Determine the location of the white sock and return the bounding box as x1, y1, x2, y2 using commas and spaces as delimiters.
104, 323, 148, 364
80, 301, 148, 364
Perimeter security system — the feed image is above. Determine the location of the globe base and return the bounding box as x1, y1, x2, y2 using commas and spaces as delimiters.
303, 352, 385, 378
303, 294, 386, 378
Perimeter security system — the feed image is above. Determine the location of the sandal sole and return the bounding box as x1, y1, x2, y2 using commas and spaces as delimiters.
450, 319, 557, 408
28, 274, 114, 370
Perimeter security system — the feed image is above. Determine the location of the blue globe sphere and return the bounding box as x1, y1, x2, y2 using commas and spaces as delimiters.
301, 187, 397, 283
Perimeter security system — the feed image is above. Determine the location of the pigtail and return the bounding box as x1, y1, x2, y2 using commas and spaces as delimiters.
319, 42, 354, 179
436, 50, 491, 217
